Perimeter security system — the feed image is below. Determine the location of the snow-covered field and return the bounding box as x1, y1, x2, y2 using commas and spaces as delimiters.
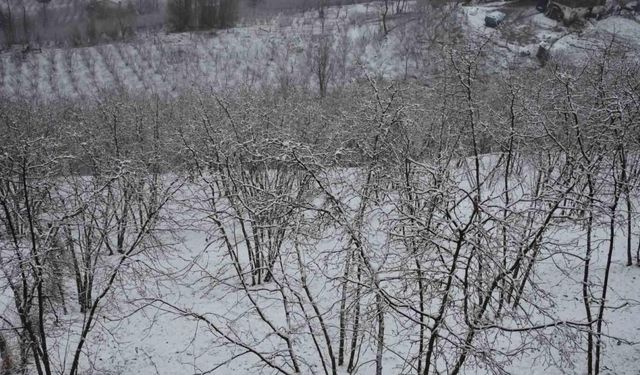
87, 241, 640, 374
2, 0, 639, 102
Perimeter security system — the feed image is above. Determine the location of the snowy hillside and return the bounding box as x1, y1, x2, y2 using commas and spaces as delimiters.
0, 2, 410, 101
2, 0, 639, 102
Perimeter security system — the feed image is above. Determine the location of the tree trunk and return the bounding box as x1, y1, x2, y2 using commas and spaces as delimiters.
594, 169, 621, 375
375, 293, 384, 375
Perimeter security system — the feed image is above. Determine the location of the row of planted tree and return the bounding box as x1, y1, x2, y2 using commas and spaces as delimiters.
0, 45, 639, 375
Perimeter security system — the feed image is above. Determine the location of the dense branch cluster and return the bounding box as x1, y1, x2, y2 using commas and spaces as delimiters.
0, 39, 639, 375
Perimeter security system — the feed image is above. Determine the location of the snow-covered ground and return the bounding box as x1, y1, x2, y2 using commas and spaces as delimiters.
87, 241, 639, 374
462, 1, 640, 65
19, 163, 638, 375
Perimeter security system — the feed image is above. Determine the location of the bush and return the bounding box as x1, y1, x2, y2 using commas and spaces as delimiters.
85, 0, 137, 42
166, 0, 190, 32
165, 0, 238, 33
